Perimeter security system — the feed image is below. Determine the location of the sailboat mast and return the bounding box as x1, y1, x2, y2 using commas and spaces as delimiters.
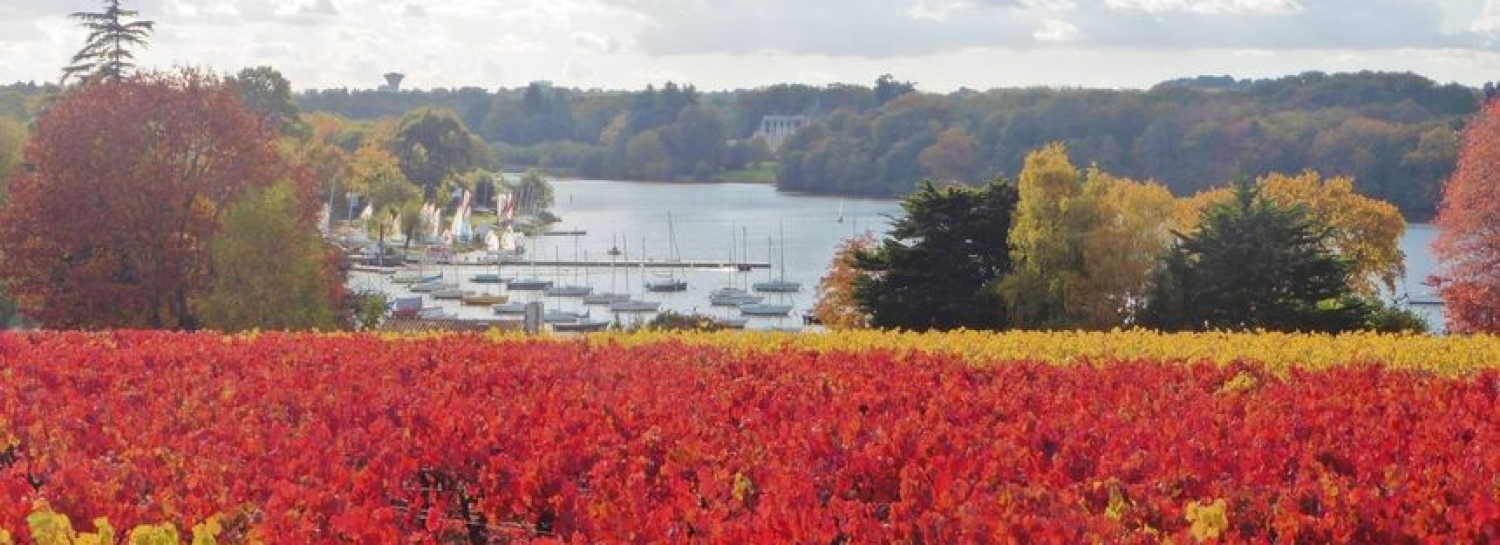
779, 224, 788, 282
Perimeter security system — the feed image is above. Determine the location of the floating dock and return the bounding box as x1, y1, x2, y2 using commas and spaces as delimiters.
449, 259, 770, 270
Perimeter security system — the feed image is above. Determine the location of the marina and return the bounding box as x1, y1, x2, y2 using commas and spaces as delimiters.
345, 180, 905, 331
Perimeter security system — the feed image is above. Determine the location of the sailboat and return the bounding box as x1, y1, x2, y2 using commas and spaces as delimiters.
837, 199, 845, 223
585, 236, 632, 305
544, 238, 592, 297
710, 226, 763, 306
645, 211, 688, 292
462, 239, 509, 306
752, 227, 801, 293
508, 234, 554, 291
610, 240, 661, 313
392, 240, 442, 284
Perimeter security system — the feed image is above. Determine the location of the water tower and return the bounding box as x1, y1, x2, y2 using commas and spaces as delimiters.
382, 72, 405, 93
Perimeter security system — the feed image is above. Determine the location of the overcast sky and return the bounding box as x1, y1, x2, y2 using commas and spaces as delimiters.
2, 0, 1499, 92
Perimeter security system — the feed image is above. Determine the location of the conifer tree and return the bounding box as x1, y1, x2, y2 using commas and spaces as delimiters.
61, 0, 155, 85
1140, 179, 1370, 332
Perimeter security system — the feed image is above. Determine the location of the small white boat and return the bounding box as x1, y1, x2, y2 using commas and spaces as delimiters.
645, 278, 687, 292
752, 280, 802, 293
609, 300, 661, 313
392, 271, 442, 285
469, 273, 511, 284
711, 293, 763, 306
739, 303, 793, 317
461, 292, 508, 306
410, 281, 458, 293
544, 285, 593, 297
431, 288, 470, 300
544, 309, 590, 323
552, 319, 611, 332
508, 278, 553, 291
492, 302, 528, 315
583, 292, 632, 305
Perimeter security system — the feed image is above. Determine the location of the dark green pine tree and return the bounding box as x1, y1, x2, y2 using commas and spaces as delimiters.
853, 179, 1018, 330
1139, 178, 1371, 332
61, 0, 155, 85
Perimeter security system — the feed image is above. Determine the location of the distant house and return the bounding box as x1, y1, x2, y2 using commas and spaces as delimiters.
752, 115, 809, 151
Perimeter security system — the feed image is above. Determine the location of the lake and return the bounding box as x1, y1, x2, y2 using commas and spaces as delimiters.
350, 180, 903, 330
351, 179, 1445, 331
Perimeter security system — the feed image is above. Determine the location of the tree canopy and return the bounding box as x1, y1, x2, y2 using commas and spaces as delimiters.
390, 108, 489, 195
1433, 99, 1500, 333
1139, 180, 1371, 333
230, 66, 303, 135
0, 71, 291, 329
853, 179, 1018, 330
197, 181, 342, 332
294, 71, 1475, 214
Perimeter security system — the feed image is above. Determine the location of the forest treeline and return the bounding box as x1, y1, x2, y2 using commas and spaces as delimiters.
3, 71, 1488, 217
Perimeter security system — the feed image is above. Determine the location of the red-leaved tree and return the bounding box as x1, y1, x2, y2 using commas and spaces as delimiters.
0, 70, 286, 329
1433, 99, 1500, 333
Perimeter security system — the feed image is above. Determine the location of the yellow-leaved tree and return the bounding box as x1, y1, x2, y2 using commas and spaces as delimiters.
1259, 171, 1406, 296
1000, 144, 1177, 329
1176, 172, 1406, 297
999, 143, 1091, 328
1075, 169, 1177, 327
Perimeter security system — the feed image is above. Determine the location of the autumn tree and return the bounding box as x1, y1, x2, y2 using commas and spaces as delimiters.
197, 181, 342, 332
1074, 169, 1176, 327
0, 71, 285, 329
1176, 172, 1407, 298
1259, 172, 1406, 297
854, 179, 1017, 330
1433, 99, 1500, 333
1140, 179, 1371, 333
813, 233, 875, 330
918, 126, 980, 183
61, 0, 155, 84
998, 143, 1094, 328
347, 145, 419, 252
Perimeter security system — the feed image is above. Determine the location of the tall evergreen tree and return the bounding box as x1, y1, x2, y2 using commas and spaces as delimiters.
853, 179, 1018, 330
61, 0, 155, 85
1139, 179, 1370, 332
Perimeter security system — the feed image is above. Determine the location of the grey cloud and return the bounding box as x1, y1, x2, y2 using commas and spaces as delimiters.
404, 4, 428, 18
605, 0, 1482, 57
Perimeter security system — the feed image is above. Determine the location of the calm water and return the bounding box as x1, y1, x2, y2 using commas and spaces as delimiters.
351, 180, 903, 329
351, 180, 1445, 331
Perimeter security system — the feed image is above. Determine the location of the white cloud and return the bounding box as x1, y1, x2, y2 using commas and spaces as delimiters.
1102, 0, 1303, 15
908, 0, 978, 21
0, 0, 1497, 92
571, 31, 621, 53
1472, 0, 1500, 34
1034, 19, 1081, 42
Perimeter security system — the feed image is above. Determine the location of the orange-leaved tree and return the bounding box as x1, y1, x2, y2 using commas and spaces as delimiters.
1433, 99, 1500, 333
0, 70, 287, 329
813, 233, 876, 330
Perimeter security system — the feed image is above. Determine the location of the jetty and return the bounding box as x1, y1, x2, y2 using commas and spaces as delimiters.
446, 259, 771, 270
